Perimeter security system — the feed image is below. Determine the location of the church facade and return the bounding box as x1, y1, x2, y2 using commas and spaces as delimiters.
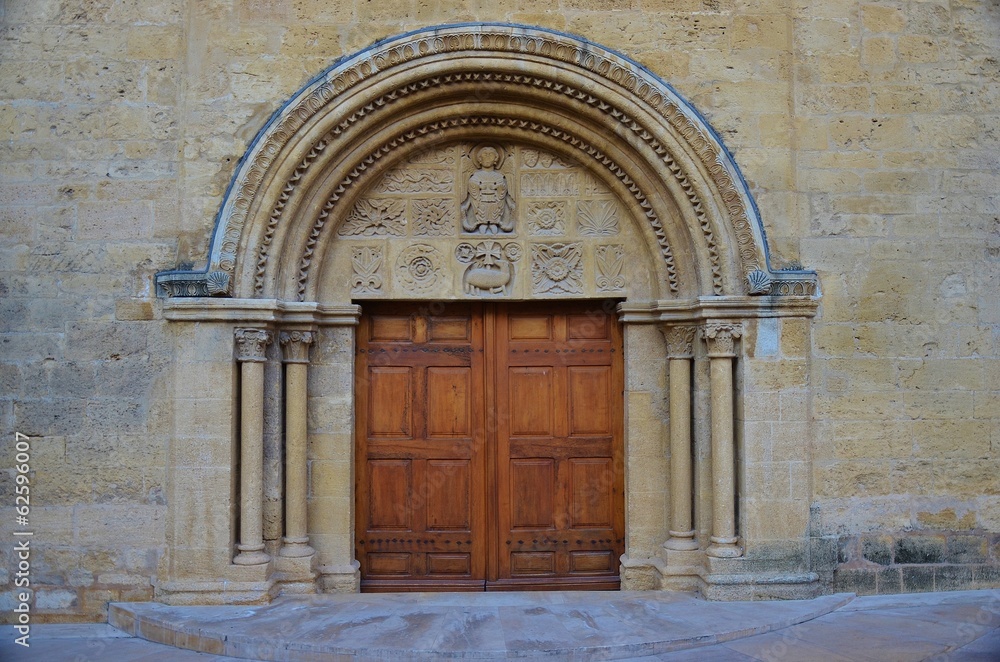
1, 2, 998, 621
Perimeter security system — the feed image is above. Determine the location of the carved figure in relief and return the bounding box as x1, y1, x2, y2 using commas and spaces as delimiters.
455, 240, 521, 295
461, 145, 515, 234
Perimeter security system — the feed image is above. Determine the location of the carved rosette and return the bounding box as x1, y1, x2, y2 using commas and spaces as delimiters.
396, 244, 444, 294
279, 331, 314, 364
702, 323, 743, 358
531, 242, 583, 295
235, 328, 273, 363
662, 326, 697, 359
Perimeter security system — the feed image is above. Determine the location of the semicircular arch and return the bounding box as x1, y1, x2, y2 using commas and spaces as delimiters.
162, 24, 788, 302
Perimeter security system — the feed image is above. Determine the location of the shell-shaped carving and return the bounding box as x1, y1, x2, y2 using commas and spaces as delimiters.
746, 269, 773, 295
206, 271, 231, 295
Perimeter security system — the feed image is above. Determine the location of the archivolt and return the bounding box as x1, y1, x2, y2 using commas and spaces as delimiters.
168, 24, 785, 300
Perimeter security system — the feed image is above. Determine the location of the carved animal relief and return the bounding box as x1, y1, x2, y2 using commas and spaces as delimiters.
456, 241, 521, 296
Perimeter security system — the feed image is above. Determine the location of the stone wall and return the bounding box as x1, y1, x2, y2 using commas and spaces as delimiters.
0, 0, 997, 621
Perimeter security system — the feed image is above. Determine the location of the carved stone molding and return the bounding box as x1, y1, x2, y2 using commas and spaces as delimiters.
702, 323, 743, 358
235, 328, 273, 363
164, 24, 811, 302
279, 331, 314, 364
662, 325, 697, 359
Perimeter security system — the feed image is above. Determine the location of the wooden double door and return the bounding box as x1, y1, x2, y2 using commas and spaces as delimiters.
355, 301, 624, 591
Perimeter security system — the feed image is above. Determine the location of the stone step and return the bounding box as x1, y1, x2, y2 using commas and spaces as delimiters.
109, 590, 855, 660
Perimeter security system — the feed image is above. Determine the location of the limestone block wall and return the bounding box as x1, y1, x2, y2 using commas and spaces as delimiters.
0, 0, 997, 621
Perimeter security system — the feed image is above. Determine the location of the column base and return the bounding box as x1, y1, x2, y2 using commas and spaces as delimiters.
280, 537, 316, 558
663, 530, 700, 551
234, 544, 271, 566
706, 536, 742, 558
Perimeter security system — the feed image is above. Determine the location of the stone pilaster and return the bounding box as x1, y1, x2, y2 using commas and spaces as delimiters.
279, 330, 315, 559
234, 328, 272, 566
702, 322, 743, 559
662, 325, 699, 552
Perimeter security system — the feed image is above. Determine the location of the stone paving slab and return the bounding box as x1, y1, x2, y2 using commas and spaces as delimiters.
105, 590, 853, 660
1, 589, 997, 661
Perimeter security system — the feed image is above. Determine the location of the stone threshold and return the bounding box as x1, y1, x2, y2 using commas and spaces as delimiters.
109, 590, 854, 660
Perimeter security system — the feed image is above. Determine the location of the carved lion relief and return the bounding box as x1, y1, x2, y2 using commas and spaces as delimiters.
323, 141, 651, 300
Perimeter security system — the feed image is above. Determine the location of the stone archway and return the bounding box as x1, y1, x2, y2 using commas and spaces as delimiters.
155, 24, 819, 604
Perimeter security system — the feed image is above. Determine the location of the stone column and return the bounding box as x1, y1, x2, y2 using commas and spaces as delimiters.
703, 322, 743, 559
234, 328, 273, 566
662, 325, 699, 551
279, 330, 315, 558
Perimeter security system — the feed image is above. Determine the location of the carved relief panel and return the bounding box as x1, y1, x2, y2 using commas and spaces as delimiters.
322, 141, 655, 301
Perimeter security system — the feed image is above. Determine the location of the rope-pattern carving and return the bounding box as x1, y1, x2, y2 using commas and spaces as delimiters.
295, 116, 680, 300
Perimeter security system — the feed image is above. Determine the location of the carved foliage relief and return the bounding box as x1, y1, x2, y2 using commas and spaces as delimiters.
326, 142, 653, 299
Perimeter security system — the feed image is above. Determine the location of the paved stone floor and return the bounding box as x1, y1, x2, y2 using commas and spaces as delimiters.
0, 589, 997, 661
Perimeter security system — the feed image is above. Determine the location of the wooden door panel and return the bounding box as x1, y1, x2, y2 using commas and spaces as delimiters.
356, 302, 486, 591
367, 459, 411, 530
425, 367, 472, 437
508, 367, 555, 436
509, 459, 556, 529
569, 458, 614, 528
425, 460, 472, 530
357, 301, 622, 592
367, 367, 413, 437
491, 302, 624, 591
568, 366, 612, 435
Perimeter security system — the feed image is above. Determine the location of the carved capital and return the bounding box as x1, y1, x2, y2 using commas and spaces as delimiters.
662, 325, 696, 359
280, 330, 314, 364
702, 322, 743, 358
234, 328, 272, 363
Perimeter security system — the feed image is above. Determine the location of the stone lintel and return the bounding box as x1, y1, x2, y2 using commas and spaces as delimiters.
617, 296, 819, 324
163, 298, 361, 325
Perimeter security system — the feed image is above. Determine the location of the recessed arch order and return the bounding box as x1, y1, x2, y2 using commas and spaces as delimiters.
157, 23, 816, 303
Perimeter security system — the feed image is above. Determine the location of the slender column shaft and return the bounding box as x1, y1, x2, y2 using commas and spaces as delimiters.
280, 331, 315, 558
662, 326, 698, 551
234, 328, 273, 566
703, 323, 743, 559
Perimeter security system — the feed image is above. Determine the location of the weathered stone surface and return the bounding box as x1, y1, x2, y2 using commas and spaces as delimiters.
0, 0, 996, 617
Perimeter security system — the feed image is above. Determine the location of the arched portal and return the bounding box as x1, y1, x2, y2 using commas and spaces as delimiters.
156, 24, 819, 603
